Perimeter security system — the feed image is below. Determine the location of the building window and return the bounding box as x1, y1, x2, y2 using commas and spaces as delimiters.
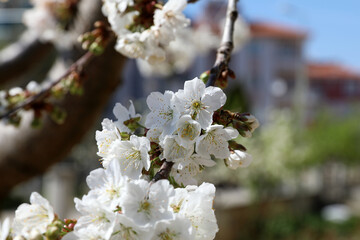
277, 40, 298, 58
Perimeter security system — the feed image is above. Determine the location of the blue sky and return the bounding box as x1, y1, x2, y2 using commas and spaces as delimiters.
186, 0, 360, 71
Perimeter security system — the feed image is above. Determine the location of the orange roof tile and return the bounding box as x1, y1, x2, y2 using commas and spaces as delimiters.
249, 22, 307, 40
307, 63, 360, 81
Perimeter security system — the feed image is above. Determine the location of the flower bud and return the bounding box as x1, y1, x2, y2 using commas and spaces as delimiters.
53, 219, 64, 229
13, 236, 26, 240
45, 225, 60, 240
248, 117, 260, 132
81, 40, 91, 50
50, 107, 67, 125
243, 114, 260, 132
228, 140, 247, 151
89, 42, 104, 55
29, 229, 43, 240
199, 70, 210, 84
239, 129, 252, 138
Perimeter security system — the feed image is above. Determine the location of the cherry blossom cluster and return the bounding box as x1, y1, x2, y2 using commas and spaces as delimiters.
0, 177, 216, 240
136, 16, 250, 77
136, 26, 219, 77
102, 0, 190, 63
1, 78, 257, 240
23, 0, 79, 46
1, 192, 61, 240
69, 160, 218, 239
96, 78, 254, 186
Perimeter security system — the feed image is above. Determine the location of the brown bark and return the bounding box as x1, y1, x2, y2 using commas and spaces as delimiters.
0, 0, 126, 199
206, 0, 238, 87
0, 40, 125, 199
0, 34, 55, 86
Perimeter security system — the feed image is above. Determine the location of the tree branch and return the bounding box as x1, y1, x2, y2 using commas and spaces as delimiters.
152, 161, 174, 182
206, 0, 238, 87
0, 39, 125, 199
187, 0, 201, 3
0, 33, 55, 86
152, 0, 239, 183
0, 51, 95, 120
0, 0, 125, 199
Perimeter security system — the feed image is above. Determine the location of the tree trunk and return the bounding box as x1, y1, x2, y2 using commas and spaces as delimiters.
0, 0, 126, 199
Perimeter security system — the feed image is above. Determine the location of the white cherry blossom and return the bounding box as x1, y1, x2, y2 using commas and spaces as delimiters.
109, 135, 150, 178
137, 26, 196, 78
86, 160, 127, 210
103, 0, 190, 63
23, 0, 77, 47
115, 33, 146, 60
226, 150, 253, 169
113, 0, 134, 13
73, 197, 117, 240
103, 3, 135, 36
146, 127, 163, 143
63, 231, 106, 240
96, 118, 121, 159
140, 29, 167, 64
112, 214, 152, 240
145, 91, 179, 136
113, 100, 141, 133
170, 183, 218, 240
9, 87, 22, 96
0, 218, 10, 240
13, 192, 55, 238
26, 81, 42, 94
171, 163, 198, 186
174, 78, 226, 129
154, 0, 190, 30
161, 135, 194, 163
176, 115, 201, 147
142, 25, 175, 49
121, 179, 174, 227
196, 125, 239, 159
151, 216, 194, 240
171, 154, 215, 186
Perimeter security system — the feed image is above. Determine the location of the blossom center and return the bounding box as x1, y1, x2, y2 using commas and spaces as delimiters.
190, 100, 204, 119
165, 11, 175, 20
204, 131, 217, 145
105, 184, 120, 199
116, 224, 138, 239
127, 147, 141, 160
158, 228, 178, 240
159, 108, 173, 120
180, 123, 196, 140
138, 200, 152, 215
191, 100, 202, 110
170, 199, 184, 213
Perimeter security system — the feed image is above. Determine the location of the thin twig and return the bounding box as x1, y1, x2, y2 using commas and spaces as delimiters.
152, 0, 239, 182
206, 0, 238, 87
0, 51, 94, 120
187, 0, 200, 3
0, 22, 115, 120
152, 161, 174, 182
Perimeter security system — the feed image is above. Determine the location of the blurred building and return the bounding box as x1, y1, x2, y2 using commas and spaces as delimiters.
307, 62, 360, 116
0, 0, 29, 44
234, 21, 308, 123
